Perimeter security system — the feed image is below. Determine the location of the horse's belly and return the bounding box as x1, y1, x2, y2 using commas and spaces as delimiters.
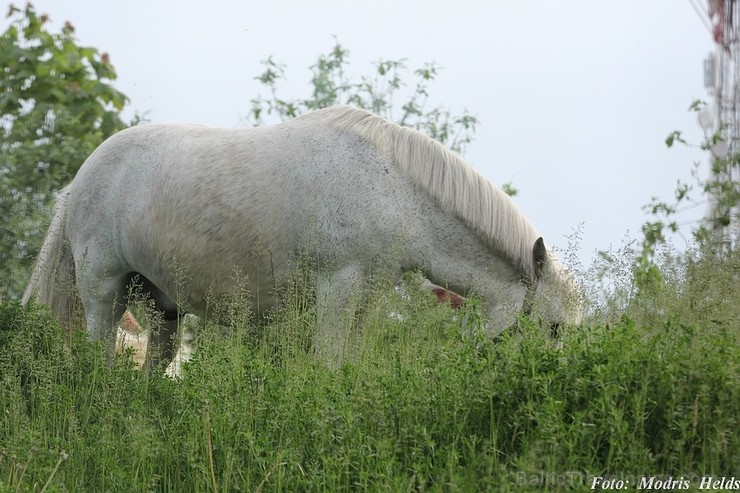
132, 240, 283, 317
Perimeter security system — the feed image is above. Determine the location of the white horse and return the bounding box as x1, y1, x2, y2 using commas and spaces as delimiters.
23, 105, 583, 369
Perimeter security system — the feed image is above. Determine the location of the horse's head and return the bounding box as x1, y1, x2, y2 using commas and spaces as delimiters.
524, 237, 584, 335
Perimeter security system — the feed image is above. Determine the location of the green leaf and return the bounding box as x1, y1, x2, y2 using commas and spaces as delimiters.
501, 182, 518, 197
688, 99, 706, 112
665, 131, 685, 148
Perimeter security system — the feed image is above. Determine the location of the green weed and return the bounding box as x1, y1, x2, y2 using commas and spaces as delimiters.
0, 251, 737, 492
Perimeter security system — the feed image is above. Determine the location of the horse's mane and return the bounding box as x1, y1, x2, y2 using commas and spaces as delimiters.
305, 105, 541, 278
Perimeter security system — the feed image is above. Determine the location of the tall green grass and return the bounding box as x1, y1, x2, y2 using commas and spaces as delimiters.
1, 252, 738, 492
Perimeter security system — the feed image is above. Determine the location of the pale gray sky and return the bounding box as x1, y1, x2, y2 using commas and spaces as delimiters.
7, 1, 716, 268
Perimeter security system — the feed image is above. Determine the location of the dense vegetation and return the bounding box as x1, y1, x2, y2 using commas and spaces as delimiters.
1, 249, 738, 492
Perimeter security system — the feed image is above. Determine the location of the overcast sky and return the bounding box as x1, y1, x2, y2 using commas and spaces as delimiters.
6, 1, 717, 269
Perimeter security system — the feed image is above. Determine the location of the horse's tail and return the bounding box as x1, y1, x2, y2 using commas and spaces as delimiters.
22, 185, 79, 328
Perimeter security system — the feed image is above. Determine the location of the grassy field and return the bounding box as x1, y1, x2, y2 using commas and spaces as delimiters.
0, 252, 738, 492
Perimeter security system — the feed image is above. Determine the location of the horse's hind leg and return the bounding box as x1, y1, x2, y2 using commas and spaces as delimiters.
76, 271, 129, 358
133, 276, 183, 372
145, 313, 181, 372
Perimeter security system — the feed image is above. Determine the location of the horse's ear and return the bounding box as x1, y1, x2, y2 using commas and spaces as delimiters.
532, 237, 547, 278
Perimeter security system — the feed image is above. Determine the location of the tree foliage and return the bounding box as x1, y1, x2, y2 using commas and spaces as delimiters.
647, 101, 738, 249
0, 3, 129, 300
646, 100, 739, 252
633, 100, 738, 297
248, 40, 479, 155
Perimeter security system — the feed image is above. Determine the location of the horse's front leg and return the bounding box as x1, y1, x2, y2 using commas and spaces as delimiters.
314, 263, 364, 368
